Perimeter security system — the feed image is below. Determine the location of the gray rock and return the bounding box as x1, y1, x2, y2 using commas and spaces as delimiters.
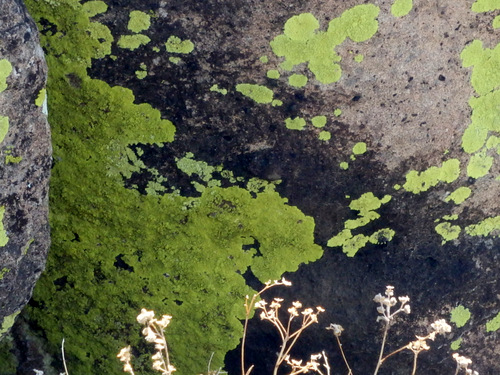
0, 0, 51, 338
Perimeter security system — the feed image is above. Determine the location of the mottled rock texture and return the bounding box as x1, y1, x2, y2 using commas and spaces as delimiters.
0, 0, 51, 337
4, 0, 500, 375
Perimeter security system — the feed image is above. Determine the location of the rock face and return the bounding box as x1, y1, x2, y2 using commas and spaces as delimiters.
6, 0, 500, 374
0, 0, 51, 338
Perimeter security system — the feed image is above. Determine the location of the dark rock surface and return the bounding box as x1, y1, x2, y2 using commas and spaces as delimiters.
6, 0, 499, 374
0, 0, 51, 338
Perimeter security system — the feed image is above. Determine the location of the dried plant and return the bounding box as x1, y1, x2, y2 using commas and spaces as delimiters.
114, 283, 480, 375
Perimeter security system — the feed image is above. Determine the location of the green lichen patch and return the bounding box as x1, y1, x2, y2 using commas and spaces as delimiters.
0, 59, 12, 93
266, 69, 280, 79
318, 131, 331, 141
81, 0, 107, 17
450, 305, 471, 327
285, 117, 306, 130
391, 0, 413, 17
311, 115, 327, 128
465, 215, 500, 237
0, 206, 8, 247
22, 1, 325, 373
445, 187, 472, 204
288, 73, 308, 88
333, 108, 342, 116
471, 0, 500, 12
259, 55, 269, 63
5, 155, 22, 164
0, 311, 20, 337
435, 222, 461, 244
209, 84, 228, 95
127, 10, 151, 33
403, 159, 461, 194
0, 117, 9, 144
35, 88, 47, 107
235, 83, 274, 104
494, 15, 500, 28
486, 311, 500, 331
340, 161, 349, 170
467, 150, 493, 178
165, 36, 195, 54
117, 34, 151, 50
327, 193, 393, 256
270, 5, 379, 84
0, 268, 9, 280
354, 54, 364, 62
451, 338, 462, 350
169, 56, 181, 64
352, 142, 367, 155
271, 99, 283, 106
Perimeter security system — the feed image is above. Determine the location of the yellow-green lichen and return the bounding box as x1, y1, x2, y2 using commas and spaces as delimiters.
0, 268, 9, 280
0, 311, 20, 337
236, 83, 274, 104
340, 161, 349, 170
117, 34, 151, 50
493, 15, 500, 28
259, 55, 269, 63
266, 69, 280, 79
451, 338, 462, 350
465, 215, 500, 237
16, 0, 324, 363
354, 54, 364, 62
352, 142, 367, 155
403, 159, 461, 194
327, 193, 393, 256
169, 56, 181, 64
450, 305, 471, 327
209, 84, 228, 95
391, 0, 413, 17
471, 0, 500, 12
467, 149, 493, 178
285, 117, 306, 130
445, 187, 472, 204
271, 99, 283, 107
0, 59, 12, 93
318, 131, 331, 141
311, 115, 327, 128
486, 311, 500, 331
135, 62, 147, 79
270, 5, 379, 84
127, 10, 151, 33
35, 88, 47, 107
393, 184, 401, 190
0, 206, 8, 247
288, 73, 308, 88
334, 108, 342, 116
435, 222, 461, 244
0, 117, 9, 144
81, 0, 107, 17
165, 36, 194, 54
5, 155, 23, 164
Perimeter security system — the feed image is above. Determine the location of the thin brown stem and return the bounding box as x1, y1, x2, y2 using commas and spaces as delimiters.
411, 352, 419, 375
335, 336, 353, 375
373, 323, 390, 375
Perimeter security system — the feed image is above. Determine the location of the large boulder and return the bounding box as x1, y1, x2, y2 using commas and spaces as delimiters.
6, 0, 500, 374
0, 0, 51, 339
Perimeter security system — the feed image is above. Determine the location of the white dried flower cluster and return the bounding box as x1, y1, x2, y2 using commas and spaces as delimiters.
326, 323, 344, 337
118, 309, 176, 375
374, 285, 411, 323
117, 346, 134, 375
264, 277, 292, 287
284, 352, 328, 375
453, 353, 479, 375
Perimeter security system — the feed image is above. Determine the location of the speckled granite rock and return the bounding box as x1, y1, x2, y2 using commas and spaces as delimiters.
0, 0, 51, 338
